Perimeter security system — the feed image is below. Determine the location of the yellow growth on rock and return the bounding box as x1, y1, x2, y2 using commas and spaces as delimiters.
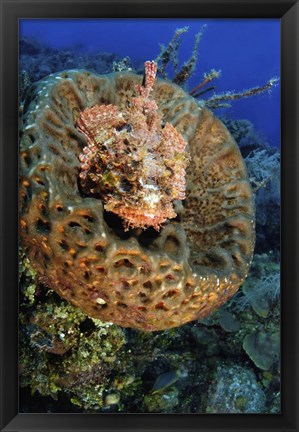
19, 65, 255, 331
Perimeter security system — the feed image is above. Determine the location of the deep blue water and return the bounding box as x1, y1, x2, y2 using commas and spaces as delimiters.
20, 19, 280, 148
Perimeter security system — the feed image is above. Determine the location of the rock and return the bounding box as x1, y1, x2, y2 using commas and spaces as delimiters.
218, 309, 240, 332
206, 364, 266, 413
143, 386, 179, 412
243, 330, 280, 370
104, 393, 120, 406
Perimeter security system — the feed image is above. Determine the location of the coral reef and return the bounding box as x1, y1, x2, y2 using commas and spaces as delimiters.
19, 28, 280, 413
143, 386, 179, 412
19, 37, 119, 82
254, 181, 280, 256
189, 69, 221, 98
20, 310, 127, 410
19, 63, 255, 331
203, 77, 279, 110
205, 364, 266, 413
221, 117, 279, 157
244, 149, 280, 192
19, 247, 280, 413
19, 258, 128, 411
112, 56, 133, 72
222, 117, 280, 256
19, 70, 32, 103
154, 27, 279, 109
243, 330, 280, 371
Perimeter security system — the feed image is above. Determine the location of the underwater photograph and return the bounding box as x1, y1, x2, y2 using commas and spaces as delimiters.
18, 18, 280, 414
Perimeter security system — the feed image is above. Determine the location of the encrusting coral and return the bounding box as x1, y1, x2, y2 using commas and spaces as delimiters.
19, 59, 255, 331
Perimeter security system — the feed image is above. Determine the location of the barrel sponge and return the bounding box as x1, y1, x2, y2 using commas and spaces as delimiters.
19, 70, 255, 331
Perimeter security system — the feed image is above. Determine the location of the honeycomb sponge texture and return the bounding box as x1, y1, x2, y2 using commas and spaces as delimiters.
19, 70, 255, 331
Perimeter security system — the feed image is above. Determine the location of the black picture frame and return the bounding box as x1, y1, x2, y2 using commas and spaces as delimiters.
1, 0, 298, 431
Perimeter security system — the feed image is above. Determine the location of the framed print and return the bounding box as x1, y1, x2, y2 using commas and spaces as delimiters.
1, 0, 298, 431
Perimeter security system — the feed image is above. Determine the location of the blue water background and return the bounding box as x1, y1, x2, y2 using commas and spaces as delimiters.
20, 19, 280, 148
